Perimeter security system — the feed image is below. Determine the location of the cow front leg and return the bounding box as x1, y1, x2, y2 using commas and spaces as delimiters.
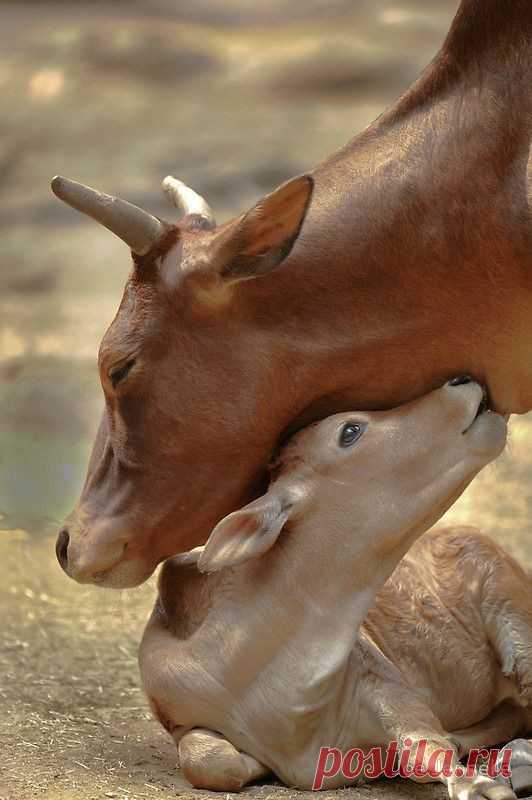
178, 727, 269, 791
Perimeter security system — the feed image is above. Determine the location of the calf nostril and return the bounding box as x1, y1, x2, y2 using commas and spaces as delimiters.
56, 529, 70, 572
448, 375, 473, 387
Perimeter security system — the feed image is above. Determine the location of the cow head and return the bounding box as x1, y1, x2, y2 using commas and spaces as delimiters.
52, 0, 532, 588
53, 173, 315, 587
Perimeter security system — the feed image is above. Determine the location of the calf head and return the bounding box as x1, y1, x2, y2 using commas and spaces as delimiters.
198, 378, 508, 574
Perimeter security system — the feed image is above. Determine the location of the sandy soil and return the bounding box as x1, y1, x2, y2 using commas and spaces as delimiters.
0, 532, 445, 800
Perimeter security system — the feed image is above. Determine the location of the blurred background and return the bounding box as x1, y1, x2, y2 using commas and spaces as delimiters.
1, 1, 530, 799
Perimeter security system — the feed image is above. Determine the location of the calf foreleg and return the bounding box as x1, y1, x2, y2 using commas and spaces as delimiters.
178, 728, 269, 791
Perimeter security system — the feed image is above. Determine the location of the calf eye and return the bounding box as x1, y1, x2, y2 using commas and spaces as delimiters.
339, 421, 366, 447
110, 359, 135, 389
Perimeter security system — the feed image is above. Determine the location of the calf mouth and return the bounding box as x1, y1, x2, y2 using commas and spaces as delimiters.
462, 385, 509, 435
462, 385, 490, 434
475, 386, 490, 418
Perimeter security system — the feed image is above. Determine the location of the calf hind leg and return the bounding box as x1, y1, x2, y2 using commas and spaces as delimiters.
480, 542, 532, 704
369, 681, 517, 799
178, 728, 269, 791
452, 707, 532, 798
479, 544, 532, 798
451, 703, 528, 757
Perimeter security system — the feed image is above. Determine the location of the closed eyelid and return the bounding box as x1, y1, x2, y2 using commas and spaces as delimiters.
109, 358, 136, 388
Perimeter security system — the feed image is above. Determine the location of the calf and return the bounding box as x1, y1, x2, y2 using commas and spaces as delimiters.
140, 379, 532, 799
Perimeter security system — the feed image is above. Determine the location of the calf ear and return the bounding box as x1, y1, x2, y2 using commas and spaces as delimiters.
213, 175, 313, 283
197, 492, 292, 573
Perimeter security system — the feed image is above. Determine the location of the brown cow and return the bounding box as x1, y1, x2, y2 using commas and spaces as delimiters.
53, 0, 532, 588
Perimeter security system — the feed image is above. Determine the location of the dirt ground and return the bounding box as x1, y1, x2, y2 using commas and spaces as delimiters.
0, 531, 446, 800
2, 1, 532, 799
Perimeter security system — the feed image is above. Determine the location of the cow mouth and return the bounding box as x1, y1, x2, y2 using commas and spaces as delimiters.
90, 542, 130, 584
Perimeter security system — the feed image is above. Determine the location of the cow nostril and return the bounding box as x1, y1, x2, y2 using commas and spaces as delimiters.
56, 529, 70, 572
448, 375, 473, 387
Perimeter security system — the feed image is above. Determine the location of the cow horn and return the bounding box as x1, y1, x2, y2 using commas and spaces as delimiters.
162, 175, 216, 229
51, 176, 165, 256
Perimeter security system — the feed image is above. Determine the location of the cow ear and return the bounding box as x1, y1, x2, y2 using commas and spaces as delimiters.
214, 175, 313, 283
197, 491, 292, 573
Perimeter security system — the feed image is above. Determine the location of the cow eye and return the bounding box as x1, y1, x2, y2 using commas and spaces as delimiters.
339, 421, 366, 447
109, 359, 135, 389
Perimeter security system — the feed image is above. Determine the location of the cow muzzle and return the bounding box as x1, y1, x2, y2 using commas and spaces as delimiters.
55, 517, 154, 588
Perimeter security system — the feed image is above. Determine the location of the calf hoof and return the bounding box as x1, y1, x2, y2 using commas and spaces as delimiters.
181, 763, 248, 792
511, 766, 532, 798
449, 776, 516, 800
496, 739, 532, 799
179, 730, 252, 792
